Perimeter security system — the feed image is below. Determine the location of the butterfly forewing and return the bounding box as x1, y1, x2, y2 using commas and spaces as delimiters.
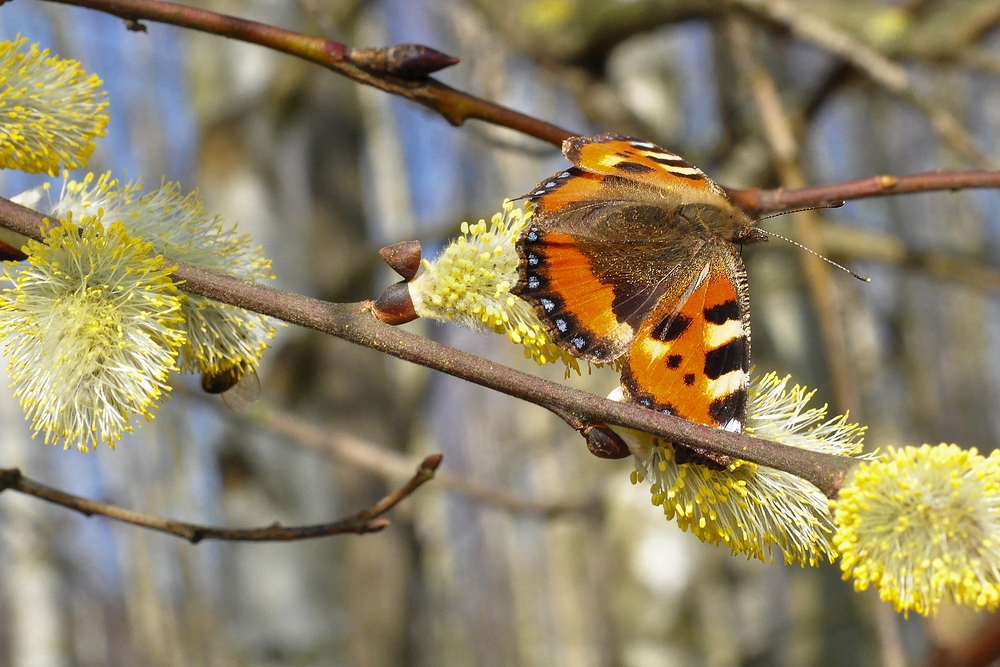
516, 174, 708, 362
564, 134, 729, 202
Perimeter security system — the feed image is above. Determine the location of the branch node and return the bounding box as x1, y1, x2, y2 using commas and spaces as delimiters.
364, 518, 390, 532
0, 467, 23, 491
124, 18, 146, 32
876, 175, 899, 190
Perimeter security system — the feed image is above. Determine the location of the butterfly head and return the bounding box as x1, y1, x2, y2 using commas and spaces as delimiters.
674, 202, 766, 247
734, 224, 769, 246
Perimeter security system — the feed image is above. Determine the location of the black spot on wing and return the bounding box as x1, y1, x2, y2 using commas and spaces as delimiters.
651, 314, 691, 342
614, 161, 655, 175
708, 389, 748, 429
704, 300, 740, 325
703, 337, 748, 379
683, 373, 695, 386
667, 355, 682, 369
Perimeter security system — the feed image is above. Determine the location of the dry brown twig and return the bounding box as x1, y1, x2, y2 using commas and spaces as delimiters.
0, 455, 441, 542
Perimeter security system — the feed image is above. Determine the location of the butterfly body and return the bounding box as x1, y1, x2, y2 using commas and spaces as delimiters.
513, 134, 765, 449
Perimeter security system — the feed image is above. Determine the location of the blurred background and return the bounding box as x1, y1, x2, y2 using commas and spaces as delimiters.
2, 0, 1000, 665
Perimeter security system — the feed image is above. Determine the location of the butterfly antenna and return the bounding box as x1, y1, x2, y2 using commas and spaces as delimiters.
758, 228, 870, 282
757, 200, 846, 221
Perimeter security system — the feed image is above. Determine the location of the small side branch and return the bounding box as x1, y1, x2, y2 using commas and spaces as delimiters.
734, 0, 994, 168
0, 455, 441, 543
730, 169, 1000, 213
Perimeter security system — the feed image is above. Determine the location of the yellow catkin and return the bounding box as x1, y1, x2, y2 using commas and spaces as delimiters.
0, 36, 109, 174
834, 444, 1000, 616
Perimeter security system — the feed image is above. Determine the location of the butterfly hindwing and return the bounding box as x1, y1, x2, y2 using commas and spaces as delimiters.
621, 242, 751, 433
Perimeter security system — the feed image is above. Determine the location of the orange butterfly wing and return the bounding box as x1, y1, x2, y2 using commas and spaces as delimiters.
621, 243, 751, 434
563, 133, 729, 201
517, 170, 707, 362
514, 134, 757, 441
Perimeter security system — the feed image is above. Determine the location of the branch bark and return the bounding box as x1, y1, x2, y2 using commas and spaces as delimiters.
0, 197, 856, 498
37, 0, 1000, 213
0, 455, 441, 542
731, 170, 1000, 213
40, 0, 576, 145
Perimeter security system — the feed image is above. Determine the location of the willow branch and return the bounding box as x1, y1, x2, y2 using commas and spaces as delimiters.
39, 0, 575, 146
0, 455, 441, 542
0, 197, 856, 497
37, 0, 1000, 213
730, 169, 1000, 213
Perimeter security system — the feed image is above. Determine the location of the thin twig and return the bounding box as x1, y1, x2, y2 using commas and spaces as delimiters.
957, 46, 1000, 78
929, 611, 1000, 667
816, 222, 1000, 293
37, 0, 1000, 213
0, 196, 856, 497
873, 594, 907, 667
732, 169, 1000, 213
733, 0, 995, 168
40, 0, 576, 145
727, 17, 858, 413
0, 455, 441, 542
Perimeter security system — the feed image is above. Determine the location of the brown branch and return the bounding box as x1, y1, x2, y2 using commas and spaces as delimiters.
731, 169, 1000, 213
0, 196, 855, 497
0, 454, 441, 542
35, 0, 1000, 215
40, 0, 576, 146
816, 222, 1000, 293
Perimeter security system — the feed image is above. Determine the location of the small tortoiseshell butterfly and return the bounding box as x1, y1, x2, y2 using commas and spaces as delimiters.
512, 134, 767, 464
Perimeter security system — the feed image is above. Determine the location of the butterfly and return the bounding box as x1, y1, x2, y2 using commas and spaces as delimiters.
512, 134, 767, 466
